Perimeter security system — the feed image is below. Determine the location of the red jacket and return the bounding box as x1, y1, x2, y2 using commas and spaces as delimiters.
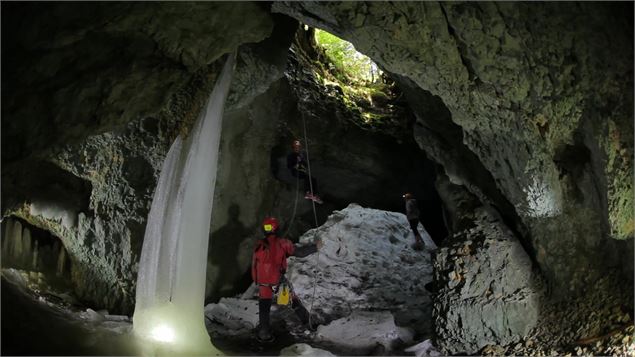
251, 235, 295, 285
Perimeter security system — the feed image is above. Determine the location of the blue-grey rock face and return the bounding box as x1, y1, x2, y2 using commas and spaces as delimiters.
433, 206, 540, 354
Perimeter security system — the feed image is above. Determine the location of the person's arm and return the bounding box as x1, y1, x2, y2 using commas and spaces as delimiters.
251, 252, 258, 282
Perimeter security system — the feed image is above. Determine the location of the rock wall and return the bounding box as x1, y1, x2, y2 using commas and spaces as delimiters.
272, 0, 634, 297
2, 2, 273, 164
434, 173, 633, 355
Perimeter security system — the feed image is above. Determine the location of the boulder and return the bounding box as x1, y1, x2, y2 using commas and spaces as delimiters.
288, 203, 435, 336
433, 206, 541, 354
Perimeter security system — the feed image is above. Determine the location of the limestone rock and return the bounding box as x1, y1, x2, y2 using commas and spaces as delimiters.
433, 206, 542, 354
288, 204, 435, 336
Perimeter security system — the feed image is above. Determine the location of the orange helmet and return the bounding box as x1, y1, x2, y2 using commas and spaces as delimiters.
262, 217, 279, 235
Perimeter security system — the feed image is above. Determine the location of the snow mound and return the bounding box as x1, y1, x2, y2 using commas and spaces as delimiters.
315, 310, 412, 353
287, 203, 435, 331
204, 297, 259, 335
405, 339, 441, 357
280, 343, 335, 356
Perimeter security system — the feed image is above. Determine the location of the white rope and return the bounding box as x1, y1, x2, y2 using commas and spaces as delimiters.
301, 114, 319, 228
282, 173, 300, 238
300, 111, 320, 331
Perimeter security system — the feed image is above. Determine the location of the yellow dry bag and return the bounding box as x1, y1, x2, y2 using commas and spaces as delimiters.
277, 284, 290, 305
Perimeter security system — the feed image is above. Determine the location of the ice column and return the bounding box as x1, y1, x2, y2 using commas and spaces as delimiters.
133, 52, 236, 356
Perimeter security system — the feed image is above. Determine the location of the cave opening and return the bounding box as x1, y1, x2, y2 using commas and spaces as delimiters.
286, 25, 449, 243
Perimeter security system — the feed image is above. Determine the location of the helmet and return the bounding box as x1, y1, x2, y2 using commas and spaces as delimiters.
262, 217, 279, 235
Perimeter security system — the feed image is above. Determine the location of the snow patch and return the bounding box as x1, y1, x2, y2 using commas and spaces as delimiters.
405, 339, 441, 357
204, 297, 259, 335
315, 310, 409, 352
280, 343, 335, 356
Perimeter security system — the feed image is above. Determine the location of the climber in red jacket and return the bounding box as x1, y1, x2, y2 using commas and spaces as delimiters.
251, 216, 321, 342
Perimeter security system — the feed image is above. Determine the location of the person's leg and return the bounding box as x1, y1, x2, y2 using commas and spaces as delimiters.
257, 286, 274, 340
299, 173, 314, 199
291, 296, 310, 325
409, 219, 424, 244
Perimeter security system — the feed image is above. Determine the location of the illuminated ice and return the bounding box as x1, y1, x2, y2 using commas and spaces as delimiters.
133, 53, 235, 356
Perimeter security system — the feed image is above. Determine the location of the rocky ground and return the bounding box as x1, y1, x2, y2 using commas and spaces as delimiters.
499, 275, 635, 357
2, 204, 632, 356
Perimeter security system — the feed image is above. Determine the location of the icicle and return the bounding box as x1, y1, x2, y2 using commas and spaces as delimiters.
2, 219, 13, 263
32, 240, 39, 271
56, 246, 66, 277
12, 220, 23, 263
22, 227, 32, 269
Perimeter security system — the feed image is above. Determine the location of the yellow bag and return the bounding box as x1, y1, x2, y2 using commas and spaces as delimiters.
277, 284, 290, 305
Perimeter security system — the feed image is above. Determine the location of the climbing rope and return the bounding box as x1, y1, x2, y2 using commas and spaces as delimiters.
301, 111, 319, 228
282, 173, 300, 238
299, 109, 321, 331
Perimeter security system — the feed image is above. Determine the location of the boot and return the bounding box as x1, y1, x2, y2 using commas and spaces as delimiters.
257, 299, 274, 342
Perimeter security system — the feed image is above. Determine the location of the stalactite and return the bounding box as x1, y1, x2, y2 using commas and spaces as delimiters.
2, 219, 12, 262
22, 227, 32, 269
56, 247, 66, 277
32, 240, 39, 271
11, 220, 23, 262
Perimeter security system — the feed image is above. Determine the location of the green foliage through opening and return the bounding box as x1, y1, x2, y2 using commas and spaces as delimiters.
314, 29, 382, 85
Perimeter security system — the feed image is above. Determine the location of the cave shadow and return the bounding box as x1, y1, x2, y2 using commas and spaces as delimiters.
207, 204, 253, 303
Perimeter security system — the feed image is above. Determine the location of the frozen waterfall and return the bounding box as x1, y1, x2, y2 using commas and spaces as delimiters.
133, 53, 235, 355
